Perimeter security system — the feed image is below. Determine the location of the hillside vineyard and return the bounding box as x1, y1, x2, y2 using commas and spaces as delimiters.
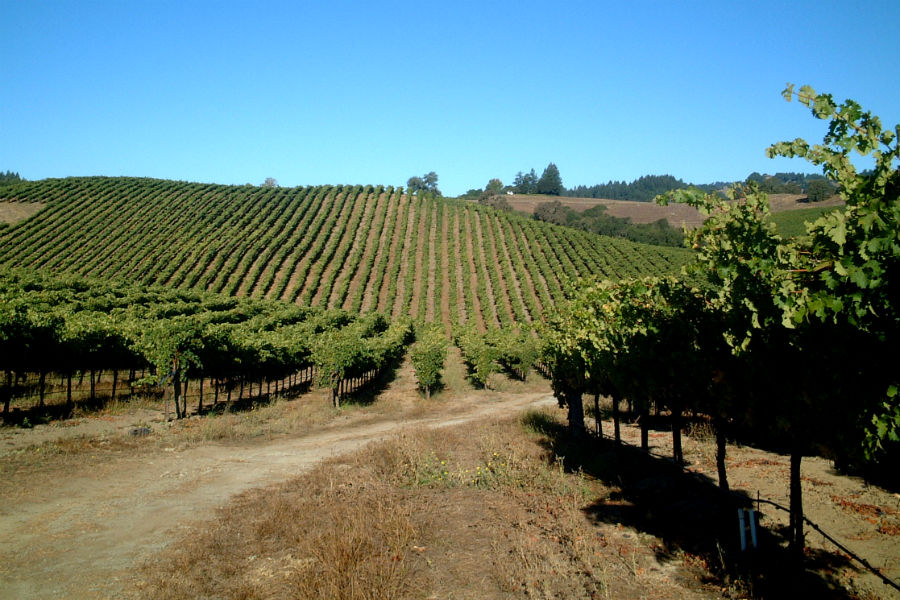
0, 177, 691, 329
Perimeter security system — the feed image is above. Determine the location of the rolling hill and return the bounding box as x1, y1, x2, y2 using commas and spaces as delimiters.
505, 192, 844, 229
0, 177, 692, 330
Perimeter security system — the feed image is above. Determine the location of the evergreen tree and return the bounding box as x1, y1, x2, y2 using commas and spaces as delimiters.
0, 171, 23, 184
805, 179, 835, 202
536, 163, 563, 195
512, 169, 538, 194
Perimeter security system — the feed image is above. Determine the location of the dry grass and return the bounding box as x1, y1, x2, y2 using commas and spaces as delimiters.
180, 392, 338, 443
0, 200, 45, 224
505, 193, 845, 230
135, 411, 722, 599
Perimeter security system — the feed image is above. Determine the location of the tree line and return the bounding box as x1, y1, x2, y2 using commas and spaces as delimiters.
464, 167, 835, 204
0, 171, 23, 185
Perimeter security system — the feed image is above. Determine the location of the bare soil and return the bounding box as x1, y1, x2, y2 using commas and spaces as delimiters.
506, 194, 845, 229
0, 201, 46, 225
603, 409, 899, 600
0, 366, 555, 598
1, 362, 896, 599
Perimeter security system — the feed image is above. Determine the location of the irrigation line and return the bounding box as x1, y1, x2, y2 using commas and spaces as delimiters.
590, 421, 899, 592
753, 496, 900, 592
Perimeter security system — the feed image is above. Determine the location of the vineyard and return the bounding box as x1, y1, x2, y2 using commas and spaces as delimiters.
0, 269, 413, 422
0, 178, 690, 330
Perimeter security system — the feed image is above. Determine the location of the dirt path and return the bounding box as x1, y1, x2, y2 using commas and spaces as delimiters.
0, 393, 556, 599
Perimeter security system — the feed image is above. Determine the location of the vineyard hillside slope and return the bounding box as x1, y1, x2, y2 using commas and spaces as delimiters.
0, 177, 691, 329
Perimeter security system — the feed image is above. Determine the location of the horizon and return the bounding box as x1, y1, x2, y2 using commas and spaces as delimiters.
2, 0, 898, 197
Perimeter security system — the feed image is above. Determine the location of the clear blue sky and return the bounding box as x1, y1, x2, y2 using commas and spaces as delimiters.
2, 0, 898, 196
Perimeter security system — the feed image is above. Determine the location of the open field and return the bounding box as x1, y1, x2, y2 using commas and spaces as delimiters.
1, 354, 896, 599
505, 193, 845, 229
768, 203, 843, 238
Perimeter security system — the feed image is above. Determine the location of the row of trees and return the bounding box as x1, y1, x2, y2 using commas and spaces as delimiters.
566, 174, 689, 202
0, 171, 23, 185
512, 163, 563, 195
543, 85, 899, 558
409, 324, 449, 399
562, 172, 834, 203
460, 163, 565, 201
744, 171, 835, 199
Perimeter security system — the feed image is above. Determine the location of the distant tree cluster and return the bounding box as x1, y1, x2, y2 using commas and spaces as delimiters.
533, 200, 684, 247
476, 178, 512, 211
407, 172, 441, 196
260, 177, 279, 188
804, 178, 837, 202
473, 166, 833, 206
566, 175, 688, 202
511, 163, 563, 195
744, 171, 832, 197
512, 169, 538, 193
0, 171, 23, 184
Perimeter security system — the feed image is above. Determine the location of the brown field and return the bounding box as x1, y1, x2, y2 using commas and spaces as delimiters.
1, 353, 896, 599
0, 201, 44, 225
505, 193, 845, 229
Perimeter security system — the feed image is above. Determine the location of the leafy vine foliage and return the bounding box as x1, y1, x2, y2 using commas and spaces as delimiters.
1, 269, 413, 418
409, 324, 448, 399
544, 85, 899, 560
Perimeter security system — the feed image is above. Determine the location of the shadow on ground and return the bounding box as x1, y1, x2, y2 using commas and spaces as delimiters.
522, 411, 858, 599
338, 356, 406, 408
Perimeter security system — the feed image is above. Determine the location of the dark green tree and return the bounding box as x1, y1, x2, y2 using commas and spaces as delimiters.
533, 200, 570, 225
407, 172, 441, 195
513, 169, 538, 194
484, 178, 503, 194
804, 178, 834, 202
0, 171, 23, 184
536, 163, 563, 195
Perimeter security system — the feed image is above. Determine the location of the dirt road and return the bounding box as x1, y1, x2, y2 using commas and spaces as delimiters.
0, 393, 557, 599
